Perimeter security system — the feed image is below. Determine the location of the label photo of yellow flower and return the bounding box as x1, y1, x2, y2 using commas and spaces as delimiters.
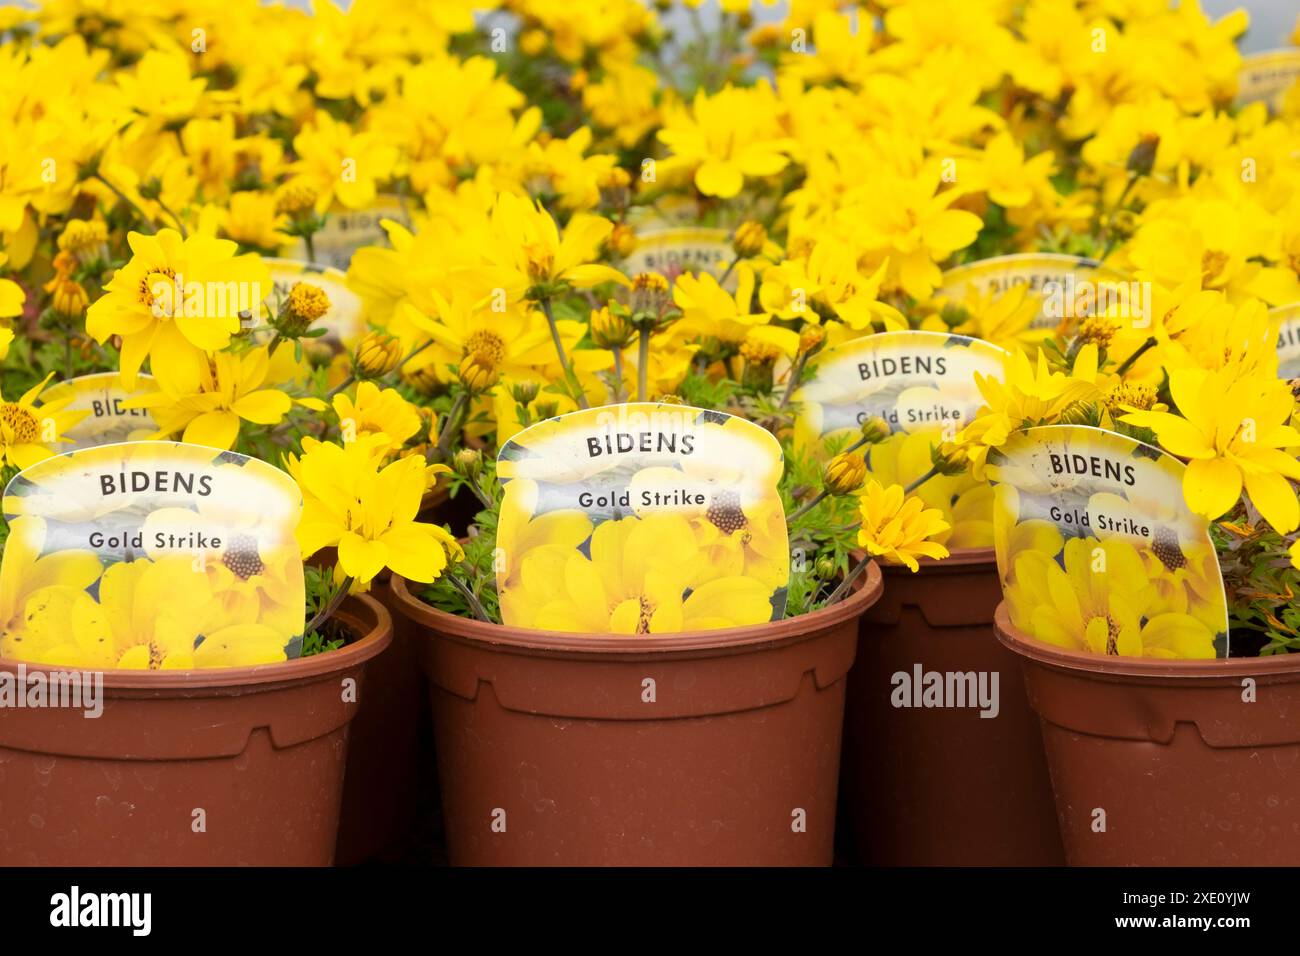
987, 425, 1230, 659
0, 441, 305, 669
495, 402, 788, 634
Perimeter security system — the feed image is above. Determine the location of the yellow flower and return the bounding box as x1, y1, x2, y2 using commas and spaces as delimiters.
288, 110, 398, 213
959, 346, 1102, 478
114, 49, 205, 122
458, 350, 500, 393
758, 239, 904, 330
126, 346, 292, 451
0, 277, 23, 319
332, 381, 422, 456
674, 264, 790, 347
85, 229, 271, 388
0, 373, 85, 470
970, 132, 1057, 210
221, 190, 291, 250
928, 282, 1044, 355
400, 287, 581, 387
1121, 367, 1300, 533
293, 438, 462, 586
846, 174, 984, 299
487, 191, 628, 297
582, 62, 660, 148
657, 83, 795, 198
856, 480, 951, 572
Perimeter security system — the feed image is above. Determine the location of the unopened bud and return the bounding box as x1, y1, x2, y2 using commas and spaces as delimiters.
354, 331, 402, 377
458, 350, 500, 393
606, 222, 637, 258
511, 380, 540, 405
823, 453, 867, 496
453, 447, 483, 480
1126, 134, 1159, 177
931, 443, 970, 477
798, 324, 825, 355
732, 220, 767, 259
859, 416, 891, 444
590, 305, 635, 349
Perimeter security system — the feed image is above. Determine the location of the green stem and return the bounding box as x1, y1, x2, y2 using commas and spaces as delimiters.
637, 327, 650, 402
434, 391, 468, 462
788, 488, 829, 522
396, 339, 433, 371
612, 347, 625, 403
447, 570, 491, 623
1115, 335, 1157, 377
904, 465, 941, 495
305, 575, 354, 635
93, 173, 156, 234
777, 351, 809, 412
539, 296, 589, 409
824, 553, 871, 607
326, 373, 355, 399
155, 197, 187, 237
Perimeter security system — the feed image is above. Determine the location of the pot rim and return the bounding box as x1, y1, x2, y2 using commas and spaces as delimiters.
0, 591, 393, 690
859, 545, 996, 573
995, 601, 1300, 679
389, 561, 883, 657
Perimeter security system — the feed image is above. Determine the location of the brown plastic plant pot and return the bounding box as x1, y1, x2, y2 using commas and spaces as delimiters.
334, 482, 456, 866
0, 593, 391, 867
996, 603, 1300, 866
388, 564, 884, 867
842, 548, 1064, 865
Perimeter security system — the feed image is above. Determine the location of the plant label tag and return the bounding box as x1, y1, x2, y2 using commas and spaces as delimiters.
495, 402, 789, 633
1235, 49, 1300, 113
290, 194, 412, 270
986, 425, 1230, 659
37, 373, 158, 451
619, 224, 734, 289
937, 253, 1147, 331
0, 441, 305, 669
619, 195, 768, 291
1273, 303, 1300, 378
794, 331, 1008, 549
260, 258, 365, 347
